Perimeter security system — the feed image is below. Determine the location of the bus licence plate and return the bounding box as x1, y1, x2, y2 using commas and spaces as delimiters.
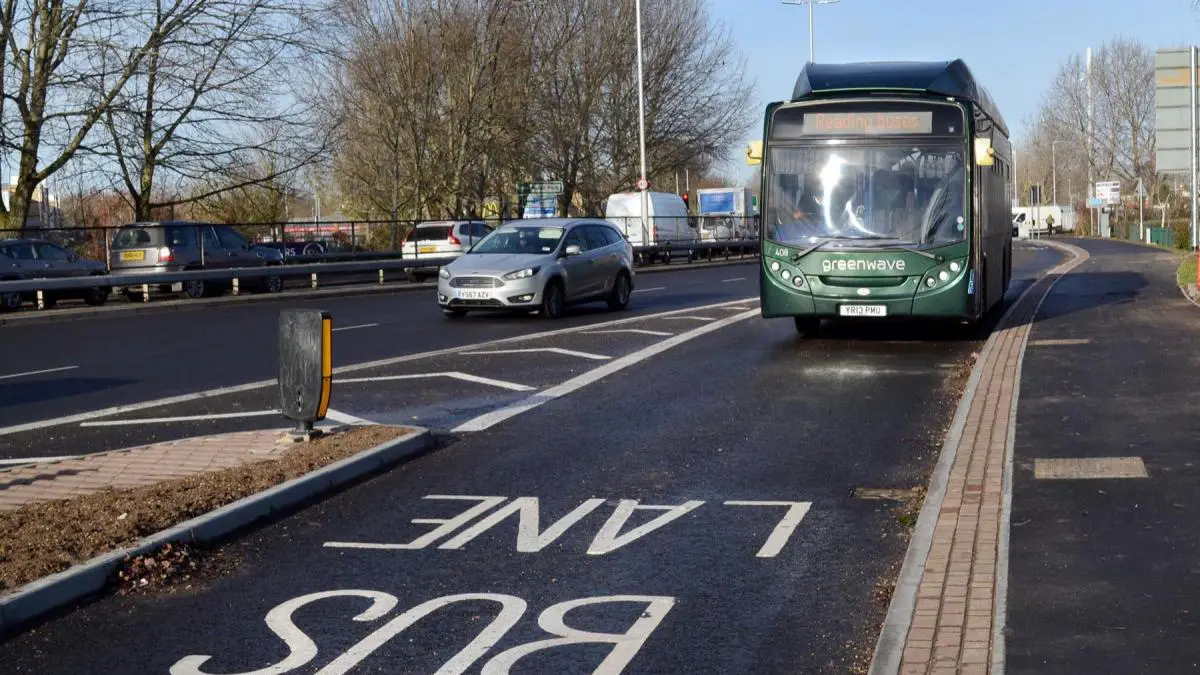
839, 304, 886, 317
456, 289, 491, 300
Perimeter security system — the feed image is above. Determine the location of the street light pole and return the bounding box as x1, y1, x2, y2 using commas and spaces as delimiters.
635, 0, 649, 239
782, 0, 842, 63
1052, 140, 1061, 207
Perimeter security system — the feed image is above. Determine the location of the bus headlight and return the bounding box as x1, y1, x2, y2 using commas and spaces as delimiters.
918, 257, 968, 293
770, 261, 781, 272
792, 275, 805, 287
781, 270, 791, 281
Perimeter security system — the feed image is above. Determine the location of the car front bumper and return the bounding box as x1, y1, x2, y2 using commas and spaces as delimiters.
437, 274, 545, 309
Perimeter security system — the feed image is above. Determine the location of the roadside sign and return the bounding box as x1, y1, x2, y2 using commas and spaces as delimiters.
1029, 185, 1042, 205
1087, 197, 1103, 208
636, 177, 650, 191
1155, 48, 1196, 174
1135, 178, 1147, 198
1096, 180, 1121, 205
522, 181, 563, 195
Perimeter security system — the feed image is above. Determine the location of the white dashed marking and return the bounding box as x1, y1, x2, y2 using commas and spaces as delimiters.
461, 348, 611, 361
338, 372, 535, 392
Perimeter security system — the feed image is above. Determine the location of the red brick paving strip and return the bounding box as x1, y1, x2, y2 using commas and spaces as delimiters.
895, 241, 1089, 675
0, 429, 293, 512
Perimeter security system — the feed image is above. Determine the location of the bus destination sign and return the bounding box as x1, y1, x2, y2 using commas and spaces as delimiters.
801, 111, 933, 135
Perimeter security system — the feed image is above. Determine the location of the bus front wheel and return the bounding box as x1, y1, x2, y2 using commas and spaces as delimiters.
794, 316, 820, 338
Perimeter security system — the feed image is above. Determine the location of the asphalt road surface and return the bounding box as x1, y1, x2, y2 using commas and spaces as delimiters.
0, 263, 760, 433
0, 242, 1066, 673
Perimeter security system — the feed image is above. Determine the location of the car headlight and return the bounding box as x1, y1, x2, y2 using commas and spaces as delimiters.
439, 267, 451, 279
503, 267, 540, 280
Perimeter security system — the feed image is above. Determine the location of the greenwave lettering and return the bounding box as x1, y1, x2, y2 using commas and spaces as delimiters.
821, 259, 907, 273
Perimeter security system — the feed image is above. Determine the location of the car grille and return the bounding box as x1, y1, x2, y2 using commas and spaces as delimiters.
448, 298, 504, 307
450, 276, 504, 288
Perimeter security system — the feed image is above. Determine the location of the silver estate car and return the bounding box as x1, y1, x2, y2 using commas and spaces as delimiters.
437, 218, 634, 319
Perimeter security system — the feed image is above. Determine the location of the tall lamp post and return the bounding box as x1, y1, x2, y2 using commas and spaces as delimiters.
635, 0, 649, 240
781, 0, 842, 63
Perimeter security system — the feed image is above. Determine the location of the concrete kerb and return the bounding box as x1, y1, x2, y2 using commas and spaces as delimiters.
0, 256, 759, 327
866, 239, 1088, 675
0, 425, 433, 639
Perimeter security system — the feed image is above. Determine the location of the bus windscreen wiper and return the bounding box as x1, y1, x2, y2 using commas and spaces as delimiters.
790, 238, 832, 262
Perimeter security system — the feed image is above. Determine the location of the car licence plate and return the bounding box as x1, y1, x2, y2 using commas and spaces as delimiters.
418, 246, 437, 254
839, 304, 887, 317
120, 250, 145, 261
456, 289, 491, 300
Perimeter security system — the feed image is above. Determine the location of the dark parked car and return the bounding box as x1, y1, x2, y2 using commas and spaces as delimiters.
108, 221, 284, 300
0, 239, 110, 311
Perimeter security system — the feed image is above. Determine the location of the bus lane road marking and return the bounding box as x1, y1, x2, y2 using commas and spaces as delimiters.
324, 494, 812, 558
168, 590, 677, 675
460, 347, 612, 361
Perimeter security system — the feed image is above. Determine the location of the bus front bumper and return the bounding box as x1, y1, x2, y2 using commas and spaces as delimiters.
760, 268, 973, 319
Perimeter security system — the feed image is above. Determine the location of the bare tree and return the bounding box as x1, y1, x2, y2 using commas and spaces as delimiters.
0, 0, 208, 230
1020, 37, 1155, 208
82, 0, 330, 221
324, 0, 754, 220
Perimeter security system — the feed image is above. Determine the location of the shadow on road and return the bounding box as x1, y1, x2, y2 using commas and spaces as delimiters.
0, 377, 136, 408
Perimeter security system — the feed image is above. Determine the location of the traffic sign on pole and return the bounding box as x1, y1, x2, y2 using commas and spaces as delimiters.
636, 177, 650, 191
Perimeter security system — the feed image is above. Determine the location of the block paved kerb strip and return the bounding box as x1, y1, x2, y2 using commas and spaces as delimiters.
0, 426, 433, 639
868, 239, 1091, 675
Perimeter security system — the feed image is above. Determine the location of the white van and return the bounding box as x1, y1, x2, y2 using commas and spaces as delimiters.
603, 191, 696, 262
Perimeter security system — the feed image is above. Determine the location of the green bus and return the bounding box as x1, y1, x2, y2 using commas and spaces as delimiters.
757, 59, 1013, 336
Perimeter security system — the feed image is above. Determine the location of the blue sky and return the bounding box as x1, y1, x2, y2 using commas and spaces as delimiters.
710, 0, 1200, 182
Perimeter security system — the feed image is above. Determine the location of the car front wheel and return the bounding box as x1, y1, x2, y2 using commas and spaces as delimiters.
540, 280, 565, 319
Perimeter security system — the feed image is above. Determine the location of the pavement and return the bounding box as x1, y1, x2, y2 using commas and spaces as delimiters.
1004, 239, 1200, 674
0, 429, 293, 511
0, 240, 1066, 673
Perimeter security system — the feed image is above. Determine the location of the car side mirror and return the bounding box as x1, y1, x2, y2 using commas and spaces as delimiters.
68, 254, 79, 262
563, 244, 582, 256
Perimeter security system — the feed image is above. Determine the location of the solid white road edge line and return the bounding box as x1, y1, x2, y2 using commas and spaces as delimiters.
0, 296, 756, 438
338, 372, 535, 392
452, 308, 759, 433
78, 409, 281, 427
332, 323, 379, 332
460, 347, 611, 361
656, 315, 717, 322
582, 329, 673, 337
0, 365, 79, 380
721, 277, 746, 282
631, 286, 666, 293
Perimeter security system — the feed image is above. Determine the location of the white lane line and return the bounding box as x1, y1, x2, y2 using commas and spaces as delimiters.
719, 306, 754, 311
656, 315, 717, 322
460, 347, 611, 361
0, 297, 756, 437
583, 329, 673, 337
0, 365, 79, 381
333, 323, 379, 332
325, 408, 375, 425
0, 455, 81, 466
338, 372, 535, 392
79, 409, 281, 427
721, 277, 746, 282
632, 286, 666, 294
453, 308, 759, 433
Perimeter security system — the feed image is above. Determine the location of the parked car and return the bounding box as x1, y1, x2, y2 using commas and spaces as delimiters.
0, 239, 109, 311
436, 218, 634, 319
108, 221, 284, 301
401, 220, 494, 282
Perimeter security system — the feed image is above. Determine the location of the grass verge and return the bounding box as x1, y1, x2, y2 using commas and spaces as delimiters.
1178, 254, 1197, 291
0, 424, 411, 595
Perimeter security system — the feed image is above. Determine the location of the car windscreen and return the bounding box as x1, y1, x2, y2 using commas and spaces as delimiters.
410, 226, 453, 242
471, 226, 564, 254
